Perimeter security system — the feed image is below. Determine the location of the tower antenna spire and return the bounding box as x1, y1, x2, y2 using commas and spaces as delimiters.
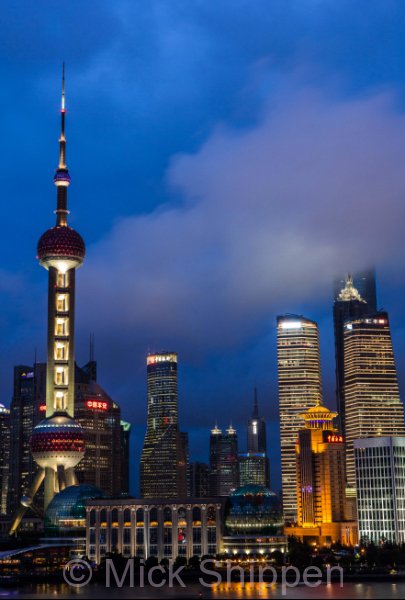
54, 62, 71, 226
253, 386, 259, 418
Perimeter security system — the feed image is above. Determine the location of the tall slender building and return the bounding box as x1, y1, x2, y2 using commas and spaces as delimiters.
0, 404, 10, 515
10, 68, 86, 533
247, 389, 267, 454
344, 312, 405, 486
140, 352, 186, 498
209, 425, 239, 496
241, 389, 270, 487
333, 275, 368, 433
8, 364, 46, 516
277, 315, 322, 523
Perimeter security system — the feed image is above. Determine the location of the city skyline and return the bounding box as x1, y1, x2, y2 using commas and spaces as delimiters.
4, 2, 405, 497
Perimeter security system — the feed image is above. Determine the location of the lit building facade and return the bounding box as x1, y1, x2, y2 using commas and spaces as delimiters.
344, 312, 405, 486
140, 352, 186, 498
75, 381, 123, 497
10, 69, 86, 533
239, 453, 268, 487
277, 315, 322, 523
0, 404, 10, 515
355, 436, 405, 544
8, 364, 46, 516
209, 425, 239, 497
333, 275, 368, 434
285, 402, 357, 546
245, 389, 270, 487
86, 498, 224, 563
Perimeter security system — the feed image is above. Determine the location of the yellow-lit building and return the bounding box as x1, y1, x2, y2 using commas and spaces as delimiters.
285, 402, 357, 546
277, 315, 322, 524
343, 312, 405, 487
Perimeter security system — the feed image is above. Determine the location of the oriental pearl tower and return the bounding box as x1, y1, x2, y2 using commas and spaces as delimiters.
10, 67, 85, 534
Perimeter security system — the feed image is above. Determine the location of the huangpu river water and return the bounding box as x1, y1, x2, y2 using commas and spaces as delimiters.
0, 581, 404, 599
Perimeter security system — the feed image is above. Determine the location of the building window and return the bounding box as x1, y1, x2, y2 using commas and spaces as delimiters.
57, 272, 68, 288
56, 294, 69, 312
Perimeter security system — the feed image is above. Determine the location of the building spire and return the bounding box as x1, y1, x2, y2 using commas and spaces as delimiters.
253, 387, 259, 418
337, 273, 366, 303
54, 62, 71, 226
59, 62, 66, 169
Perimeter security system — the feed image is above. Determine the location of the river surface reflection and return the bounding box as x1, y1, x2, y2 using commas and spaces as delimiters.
0, 581, 404, 598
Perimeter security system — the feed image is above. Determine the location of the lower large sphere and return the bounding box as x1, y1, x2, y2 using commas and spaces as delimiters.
30, 413, 85, 470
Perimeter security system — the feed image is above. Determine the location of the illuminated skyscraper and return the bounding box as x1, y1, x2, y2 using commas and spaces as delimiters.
241, 389, 270, 487
10, 68, 86, 533
8, 364, 46, 516
209, 425, 239, 496
333, 275, 368, 433
277, 315, 322, 523
0, 404, 10, 515
140, 352, 186, 498
355, 436, 405, 544
344, 312, 405, 486
74, 364, 124, 497
285, 401, 357, 546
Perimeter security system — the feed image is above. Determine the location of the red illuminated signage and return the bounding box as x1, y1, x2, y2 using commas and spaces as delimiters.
39, 405, 46, 412
86, 400, 108, 411
327, 434, 344, 443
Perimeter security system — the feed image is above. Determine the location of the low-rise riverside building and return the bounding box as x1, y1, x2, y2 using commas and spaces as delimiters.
86, 497, 225, 563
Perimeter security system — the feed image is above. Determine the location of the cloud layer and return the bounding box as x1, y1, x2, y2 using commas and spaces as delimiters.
79, 87, 405, 362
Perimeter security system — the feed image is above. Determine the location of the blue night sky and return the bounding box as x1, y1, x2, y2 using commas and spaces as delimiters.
2, 1, 405, 494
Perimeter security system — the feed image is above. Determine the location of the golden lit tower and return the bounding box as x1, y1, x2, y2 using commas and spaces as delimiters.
284, 401, 358, 546
277, 315, 322, 524
10, 67, 86, 534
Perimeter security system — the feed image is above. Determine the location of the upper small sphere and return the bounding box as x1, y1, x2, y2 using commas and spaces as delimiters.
37, 225, 85, 269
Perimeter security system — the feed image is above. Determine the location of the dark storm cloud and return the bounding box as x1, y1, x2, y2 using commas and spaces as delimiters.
80, 87, 405, 349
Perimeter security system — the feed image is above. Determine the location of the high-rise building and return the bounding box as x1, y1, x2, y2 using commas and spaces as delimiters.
120, 420, 131, 496
178, 431, 190, 497
8, 364, 46, 516
334, 268, 377, 313
189, 462, 210, 498
355, 437, 405, 544
209, 425, 239, 496
344, 312, 405, 486
277, 315, 323, 524
245, 389, 270, 487
75, 374, 123, 497
333, 275, 368, 434
284, 401, 357, 546
140, 352, 186, 498
0, 404, 10, 515
10, 68, 86, 534
239, 453, 268, 487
